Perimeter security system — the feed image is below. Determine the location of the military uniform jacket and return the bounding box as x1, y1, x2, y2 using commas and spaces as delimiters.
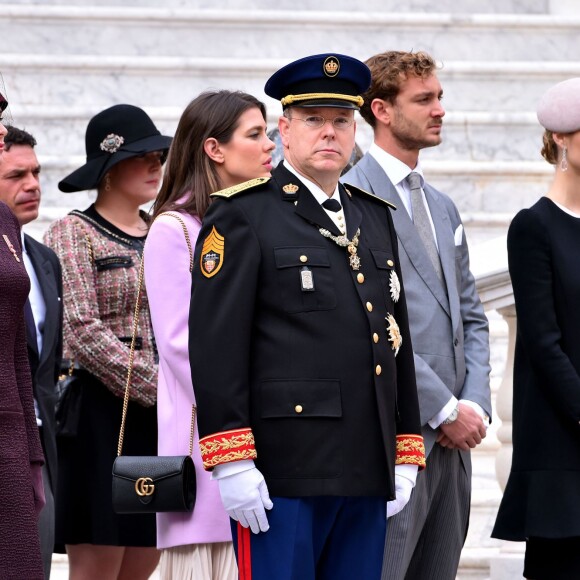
189, 163, 424, 499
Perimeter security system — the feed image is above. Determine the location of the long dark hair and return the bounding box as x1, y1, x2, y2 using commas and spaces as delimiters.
152, 90, 267, 221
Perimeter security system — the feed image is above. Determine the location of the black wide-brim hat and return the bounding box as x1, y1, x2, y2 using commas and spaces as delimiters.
265, 53, 371, 110
59, 104, 172, 193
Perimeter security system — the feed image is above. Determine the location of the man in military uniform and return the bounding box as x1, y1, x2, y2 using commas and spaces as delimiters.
189, 53, 425, 580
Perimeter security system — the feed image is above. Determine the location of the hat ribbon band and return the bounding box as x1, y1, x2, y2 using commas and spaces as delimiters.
281, 93, 364, 107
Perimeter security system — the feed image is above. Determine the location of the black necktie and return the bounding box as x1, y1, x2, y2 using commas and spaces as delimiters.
322, 198, 342, 212
24, 298, 38, 348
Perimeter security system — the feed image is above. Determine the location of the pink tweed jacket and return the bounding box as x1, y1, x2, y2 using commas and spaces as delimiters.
144, 210, 232, 549
44, 208, 157, 405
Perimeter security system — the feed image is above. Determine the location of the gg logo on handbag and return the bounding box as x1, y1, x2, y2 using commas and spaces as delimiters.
135, 477, 155, 497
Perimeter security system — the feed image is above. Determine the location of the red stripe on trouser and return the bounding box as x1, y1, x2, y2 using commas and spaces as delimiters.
238, 522, 252, 580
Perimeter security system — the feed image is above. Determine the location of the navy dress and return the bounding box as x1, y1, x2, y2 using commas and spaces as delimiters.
492, 197, 580, 578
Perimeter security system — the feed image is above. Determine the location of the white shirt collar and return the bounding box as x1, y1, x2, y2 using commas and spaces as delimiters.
283, 160, 341, 205
368, 142, 424, 188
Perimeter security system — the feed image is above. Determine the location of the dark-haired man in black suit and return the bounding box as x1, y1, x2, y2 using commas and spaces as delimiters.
0, 126, 63, 579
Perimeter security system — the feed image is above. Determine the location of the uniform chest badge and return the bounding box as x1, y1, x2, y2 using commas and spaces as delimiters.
385, 313, 402, 356
200, 226, 224, 278
283, 183, 299, 194
389, 271, 400, 303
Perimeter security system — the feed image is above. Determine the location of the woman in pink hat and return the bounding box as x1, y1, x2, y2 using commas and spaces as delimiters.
492, 78, 580, 579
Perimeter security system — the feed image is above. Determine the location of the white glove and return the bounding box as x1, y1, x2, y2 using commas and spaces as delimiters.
216, 465, 273, 534
386, 469, 417, 518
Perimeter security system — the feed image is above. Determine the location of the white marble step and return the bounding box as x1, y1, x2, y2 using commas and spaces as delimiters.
2, 55, 579, 113
2, 7, 579, 61
30, 158, 551, 232
11, 105, 545, 163
4, 0, 550, 14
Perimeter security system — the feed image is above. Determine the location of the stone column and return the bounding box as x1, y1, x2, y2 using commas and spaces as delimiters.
489, 304, 525, 579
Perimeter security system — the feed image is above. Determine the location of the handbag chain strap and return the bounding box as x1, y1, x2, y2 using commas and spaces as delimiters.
117, 211, 196, 458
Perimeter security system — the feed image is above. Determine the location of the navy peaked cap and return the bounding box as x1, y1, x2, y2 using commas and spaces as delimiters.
265, 53, 371, 110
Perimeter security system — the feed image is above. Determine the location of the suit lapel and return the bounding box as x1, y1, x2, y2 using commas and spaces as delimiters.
340, 184, 362, 240
424, 185, 460, 321
356, 155, 451, 317
25, 236, 59, 365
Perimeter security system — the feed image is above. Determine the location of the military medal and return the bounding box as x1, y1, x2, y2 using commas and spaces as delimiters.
385, 313, 402, 356
389, 270, 400, 303
319, 227, 361, 270
2, 234, 20, 262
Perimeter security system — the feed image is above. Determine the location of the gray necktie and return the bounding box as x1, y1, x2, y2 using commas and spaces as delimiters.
407, 172, 443, 280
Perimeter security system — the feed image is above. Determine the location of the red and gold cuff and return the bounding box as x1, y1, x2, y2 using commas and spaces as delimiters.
395, 434, 426, 470
199, 428, 257, 470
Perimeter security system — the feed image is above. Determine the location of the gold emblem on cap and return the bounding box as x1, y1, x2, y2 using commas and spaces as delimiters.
324, 56, 340, 78
283, 183, 299, 194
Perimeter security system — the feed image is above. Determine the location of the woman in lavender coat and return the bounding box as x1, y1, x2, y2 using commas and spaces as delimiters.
144, 90, 274, 579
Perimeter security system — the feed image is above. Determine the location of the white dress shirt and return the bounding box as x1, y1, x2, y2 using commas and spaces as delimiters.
22, 232, 46, 426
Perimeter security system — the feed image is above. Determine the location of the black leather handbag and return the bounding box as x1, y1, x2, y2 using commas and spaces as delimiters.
55, 360, 84, 437
112, 214, 197, 514
112, 445, 196, 513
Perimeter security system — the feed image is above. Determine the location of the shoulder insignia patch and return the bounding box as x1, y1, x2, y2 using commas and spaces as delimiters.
200, 226, 224, 278
210, 177, 270, 199
342, 183, 397, 210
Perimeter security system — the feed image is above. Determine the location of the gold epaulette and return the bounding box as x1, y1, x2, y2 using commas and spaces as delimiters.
342, 182, 397, 210
210, 177, 271, 199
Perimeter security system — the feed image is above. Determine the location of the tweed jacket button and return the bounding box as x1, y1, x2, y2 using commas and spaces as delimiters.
295, 405, 303, 414
373, 333, 379, 343
357, 273, 365, 284
300, 255, 308, 263
387, 259, 394, 267
366, 302, 373, 312
375, 365, 382, 376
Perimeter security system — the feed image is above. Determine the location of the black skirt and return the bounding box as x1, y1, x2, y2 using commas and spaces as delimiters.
55, 373, 157, 547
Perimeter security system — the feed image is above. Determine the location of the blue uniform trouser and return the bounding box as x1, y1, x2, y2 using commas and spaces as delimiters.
232, 496, 387, 580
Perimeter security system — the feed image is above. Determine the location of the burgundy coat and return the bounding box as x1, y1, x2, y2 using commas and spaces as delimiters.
0, 201, 44, 579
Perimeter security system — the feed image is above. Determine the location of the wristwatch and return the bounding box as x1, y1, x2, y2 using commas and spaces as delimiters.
442, 404, 460, 425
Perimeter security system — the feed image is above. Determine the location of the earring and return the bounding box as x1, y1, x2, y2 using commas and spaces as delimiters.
104, 173, 112, 191
561, 146, 568, 172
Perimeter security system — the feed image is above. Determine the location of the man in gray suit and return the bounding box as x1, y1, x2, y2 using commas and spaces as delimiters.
344, 50, 491, 580
0, 126, 62, 579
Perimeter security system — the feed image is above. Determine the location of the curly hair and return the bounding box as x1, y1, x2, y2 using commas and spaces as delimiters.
360, 51, 438, 128
540, 130, 559, 165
